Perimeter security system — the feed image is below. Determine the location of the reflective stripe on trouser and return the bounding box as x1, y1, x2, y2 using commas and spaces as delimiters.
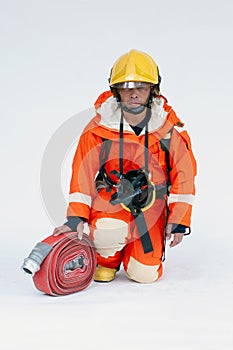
89, 198, 166, 283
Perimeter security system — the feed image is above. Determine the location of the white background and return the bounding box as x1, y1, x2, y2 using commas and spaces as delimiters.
1, 1, 233, 349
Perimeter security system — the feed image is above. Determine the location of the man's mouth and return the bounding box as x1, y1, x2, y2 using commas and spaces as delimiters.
127, 101, 141, 106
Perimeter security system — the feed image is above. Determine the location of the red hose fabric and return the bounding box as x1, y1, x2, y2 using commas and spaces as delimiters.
33, 232, 96, 296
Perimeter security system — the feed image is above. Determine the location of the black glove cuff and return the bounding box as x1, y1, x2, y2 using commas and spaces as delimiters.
64, 216, 86, 232
171, 224, 191, 235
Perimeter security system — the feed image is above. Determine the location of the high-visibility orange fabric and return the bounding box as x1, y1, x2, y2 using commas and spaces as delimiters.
67, 91, 197, 279
88, 198, 166, 276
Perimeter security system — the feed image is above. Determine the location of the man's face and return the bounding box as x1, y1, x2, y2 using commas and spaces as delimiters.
117, 83, 151, 110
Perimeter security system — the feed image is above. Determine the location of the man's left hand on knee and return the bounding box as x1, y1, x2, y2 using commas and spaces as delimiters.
166, 223, 184, 248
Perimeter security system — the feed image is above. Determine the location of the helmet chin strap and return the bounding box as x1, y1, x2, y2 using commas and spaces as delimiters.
121, 104, 146, 115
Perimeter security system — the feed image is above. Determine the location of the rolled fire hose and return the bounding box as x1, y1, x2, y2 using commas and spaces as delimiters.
22, 232, 96, 296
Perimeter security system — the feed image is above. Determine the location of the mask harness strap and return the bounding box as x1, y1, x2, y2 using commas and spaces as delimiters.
118, 108, 154, 254
144, 122, 149, 172
119, 111, 124, 176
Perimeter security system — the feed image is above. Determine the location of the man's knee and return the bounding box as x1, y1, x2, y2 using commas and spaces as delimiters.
93, 218, 128, 258
125, 256, 162, 283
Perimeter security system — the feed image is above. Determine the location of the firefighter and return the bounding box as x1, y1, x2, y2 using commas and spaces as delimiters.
53, 49, 197, 283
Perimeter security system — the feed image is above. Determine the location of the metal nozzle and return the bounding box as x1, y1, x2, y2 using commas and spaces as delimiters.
21, 242, 52, 277
64, 255, 89, 274
21, 257, 40, 276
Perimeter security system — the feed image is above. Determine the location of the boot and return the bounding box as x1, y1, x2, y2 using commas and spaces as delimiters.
94, 265, 117, 282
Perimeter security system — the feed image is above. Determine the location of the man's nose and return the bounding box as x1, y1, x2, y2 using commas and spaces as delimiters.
129, 89, 138, 98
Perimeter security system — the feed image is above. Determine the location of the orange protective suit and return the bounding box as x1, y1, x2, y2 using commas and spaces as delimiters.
67, 91, 197, 283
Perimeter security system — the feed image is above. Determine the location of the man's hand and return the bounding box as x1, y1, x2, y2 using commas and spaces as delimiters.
53, 221, 84, 240
53, 225, 71, 236
166, 223, 184, 248
76, 221, 84, 240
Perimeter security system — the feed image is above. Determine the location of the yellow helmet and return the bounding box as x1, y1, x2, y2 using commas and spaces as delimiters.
109, 49, 160, 87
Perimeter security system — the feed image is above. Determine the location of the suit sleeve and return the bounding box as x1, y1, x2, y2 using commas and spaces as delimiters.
167, 128, 197, 227
66, 131, 102, 222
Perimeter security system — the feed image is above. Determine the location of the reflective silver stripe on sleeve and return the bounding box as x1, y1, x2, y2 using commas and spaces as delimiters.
168, 193, 195, 205
69, 192, 92, 207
